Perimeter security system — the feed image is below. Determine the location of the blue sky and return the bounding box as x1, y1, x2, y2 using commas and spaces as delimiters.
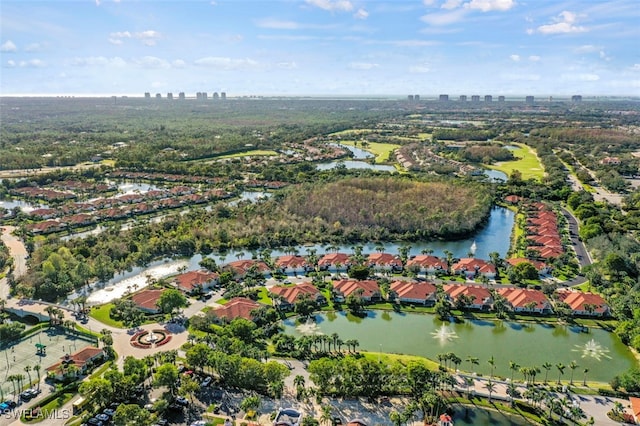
1, 0, 639, 97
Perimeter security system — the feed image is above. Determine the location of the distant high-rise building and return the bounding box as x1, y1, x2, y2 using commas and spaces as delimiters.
498, 96, 505, 102
196, 92, 202, 100
407, 95, 414, 101
571, 95, 582, 102
414, 94, 420, 101
439, 94, 449, 101
549, 96, 553, 103
202, 92, 208, 100
213, 92, 219, 100
221, 92, 226, 100
178, 92, 185, 100
525, 96, 534, 105
471, 95, 480, 102
167, 92, 173, 100
155, 93, 161, 99
144, 92, 151, 99
459, 95, 467, 102
484, 95, 492, 102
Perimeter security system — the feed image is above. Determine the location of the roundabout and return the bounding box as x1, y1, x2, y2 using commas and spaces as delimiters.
130, 329, 172, 349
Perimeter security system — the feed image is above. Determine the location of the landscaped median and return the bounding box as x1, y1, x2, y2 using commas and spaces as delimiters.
20, 383, 78, 423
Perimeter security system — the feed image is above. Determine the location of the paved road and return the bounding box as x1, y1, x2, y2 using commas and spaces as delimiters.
0, 226, 28, 300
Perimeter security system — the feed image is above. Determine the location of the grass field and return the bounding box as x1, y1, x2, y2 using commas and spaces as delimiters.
485, 143, 544, 181
216, 149, 278, 159
339, 140, 401, 164
89, 303, 125, 328
360, 351, 440, 370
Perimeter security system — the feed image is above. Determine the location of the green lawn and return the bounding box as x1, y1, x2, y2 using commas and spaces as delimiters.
331, 139, 401, 164
256, 287, 273, 305
88, 303, 125, 328
22, 392, 75, 423
485, 142, 544, 181
360, 351, 440, 370
216, 149, 278, 159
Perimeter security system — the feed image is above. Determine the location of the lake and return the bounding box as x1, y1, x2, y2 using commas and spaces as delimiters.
283, 311, 637, 383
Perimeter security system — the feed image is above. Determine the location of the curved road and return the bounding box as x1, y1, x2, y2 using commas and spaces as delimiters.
0, 226, 28, 300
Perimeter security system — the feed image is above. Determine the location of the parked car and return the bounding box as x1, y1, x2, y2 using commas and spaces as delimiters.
87, 418, 104, 426
175, 396, 189, 406
103, 408, 116, 417
96, 413, 110, 422
201, 376, 212, 387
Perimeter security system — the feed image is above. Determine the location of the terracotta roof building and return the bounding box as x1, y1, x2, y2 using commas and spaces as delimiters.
389, 280, 437, 305
443, 284, 493, 310
556, 289, 610, 316
46, 346, 105, 380
497, 287, 552, 313
333, 279, 381, 302
210, 297, 261, 321
225, 259, 271, 278
367, 253, 402, 271
318, 253, 352, 271
406, 255, 448, 274
451, 258, 497, 279
173, 270, 219, 294
269, 282, 326, 310
131, 289, 164, 313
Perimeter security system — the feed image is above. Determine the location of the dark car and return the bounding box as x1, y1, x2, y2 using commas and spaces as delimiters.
87, 419, 104, 426
20, 391, 34, 401
103, 408, 116, 417
96, 413, 110, 422
175, 396, 189, 406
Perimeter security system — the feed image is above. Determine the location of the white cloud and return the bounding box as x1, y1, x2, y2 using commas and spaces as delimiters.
305, 0, 353, 12
5, 60, 16, 67
134, 56, 170, 68
108, 30, 161, 46
599, 50, 611, 61
1, 40, 17, 52
256, 19, 300, 29
465, 0, 515, 12
194, 56, 260, 70
172, 59, 186, 68
421, 8, 467, 25
575, 44, 599, 53
277, 61, 298, 69
561, 73, 600, 81
409, 65, 430, 73
509, 54, 520, 62
528, 55, 540, 62
348, 62, 379, 70
354, 8, 369, 19
537, 11, 587, 34
631, 64, 640, 71
71, 56, 126, 67
501, 73, 541, 81
423, 0, 437, 5
25, 43, 43, 52
442, 0, 462, 10
19, 59, 46, 68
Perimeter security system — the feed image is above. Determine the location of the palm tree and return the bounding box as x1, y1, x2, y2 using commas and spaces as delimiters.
509, 361, 520, 383
487, 355, 496, 379
466, 356, 479, 373
7, 376, 17, 399
583, 368, 589, 386
33, 364, 41, 390
484, 380, 496, 403
330, 333, 339, 353
24, 366, 32, 387
568, 360, 578, 385
556, 363, 565, 385
541, 362, 552, 384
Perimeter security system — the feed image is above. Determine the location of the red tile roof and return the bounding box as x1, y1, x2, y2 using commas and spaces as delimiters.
318, 252, 352, 267
131, 289, 164, 312
275, 255, 310, 269
211, 297, 261, 321
226, 259, 271, 275
630, 397, 640, 420
556, 290, 608, 314
451, 258, 496, 275
333, 279, 380, 299
46, 346, 104, 373
498, 288, 550, 310
390, 280, 437, 300
506, 258, 548, 271
174, 270, 219, 291
406, 255, 448, 270
367, 253, 402, 267
270, 282, 322, 304
443, 284, 491, 305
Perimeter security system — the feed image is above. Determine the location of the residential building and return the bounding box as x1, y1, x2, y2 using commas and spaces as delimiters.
333, 279, 381, 302
406, 255, 448, 275
275, 255, 311, 276
630, 397, 640, 424
506, 258, 551, 275
131, 289, 164, 314
525, 96, 534, 104
439, 94, 449, 101
225, 259, 271, 279
484, 95, 492, 102
270, 282, 326, 310
367, 253, 402, 272
443, 284, 493, 310
498, 288, 552, 314
471, 95, 480, 102
210, 297, 261, 322
571, 95, 582, 102
318, 252, 352, 272
389, 280, 437, 306
555, 289, 610, 316
459, 95, 467, 102
173, 270, 219, 294
451, 258, 496, 279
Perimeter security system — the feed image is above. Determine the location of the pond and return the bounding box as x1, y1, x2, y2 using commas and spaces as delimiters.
449, 406, 534, 426
332, 143, 374, 160
283, 311, 637, 383
316, 160, 396, 172
0, 199, 48, 213
228, 191, 272, 206
67, 206, 514, 305
483, 169, 508, 183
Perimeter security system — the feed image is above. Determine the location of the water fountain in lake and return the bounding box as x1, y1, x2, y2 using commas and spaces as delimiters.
573, 338, 611, 361
469, 240, 477, 256
296, 317, 324, 336
431, 324, 459, 344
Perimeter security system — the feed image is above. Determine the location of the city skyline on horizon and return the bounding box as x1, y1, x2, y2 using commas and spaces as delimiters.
1, 0, 639, 97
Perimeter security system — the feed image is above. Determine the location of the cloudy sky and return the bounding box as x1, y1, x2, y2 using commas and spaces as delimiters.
1, 0, 639, 97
